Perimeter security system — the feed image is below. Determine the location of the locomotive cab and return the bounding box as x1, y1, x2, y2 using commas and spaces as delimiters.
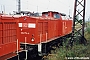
42, 11, 62, 20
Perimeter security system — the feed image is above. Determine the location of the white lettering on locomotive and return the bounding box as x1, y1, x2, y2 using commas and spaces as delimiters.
28, 23, 36, 28
19, 23, 22, 27
21, 32, 29, 34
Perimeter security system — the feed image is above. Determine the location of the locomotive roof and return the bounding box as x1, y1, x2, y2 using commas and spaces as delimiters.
42, 11, 66, 16
42, 11, 59, 14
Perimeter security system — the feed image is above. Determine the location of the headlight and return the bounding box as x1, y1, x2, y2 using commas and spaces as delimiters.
31, 38, 34, 41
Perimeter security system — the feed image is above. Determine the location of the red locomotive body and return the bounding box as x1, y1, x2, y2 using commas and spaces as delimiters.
18, 11, 72, 44
0, 15, 20, 59
19, 17, 62, 44
0, 11, 72, 58
62, 20, 72, 36
17, 11, 72, 55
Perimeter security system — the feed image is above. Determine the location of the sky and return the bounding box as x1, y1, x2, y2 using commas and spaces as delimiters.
0, 0, 90, 20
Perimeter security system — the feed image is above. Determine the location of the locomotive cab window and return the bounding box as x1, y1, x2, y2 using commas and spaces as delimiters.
45, 13, 48, 17
53, 14, 60, 19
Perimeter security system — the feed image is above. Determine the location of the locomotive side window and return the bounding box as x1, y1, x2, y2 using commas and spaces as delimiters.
53, 14, 60, 19
45, 13, 48, 17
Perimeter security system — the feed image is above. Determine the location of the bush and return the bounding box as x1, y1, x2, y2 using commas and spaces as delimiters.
54, 44, 88, 60
48, 41, 90, 60
86, 27, 90, 34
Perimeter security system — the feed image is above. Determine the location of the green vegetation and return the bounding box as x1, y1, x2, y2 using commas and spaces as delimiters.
48, 42, 90, 60
85, 22, 90, 40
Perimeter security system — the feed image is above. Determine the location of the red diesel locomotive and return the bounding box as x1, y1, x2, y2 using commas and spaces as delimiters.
18, 11, 72, 56
0, 11, 72, 59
